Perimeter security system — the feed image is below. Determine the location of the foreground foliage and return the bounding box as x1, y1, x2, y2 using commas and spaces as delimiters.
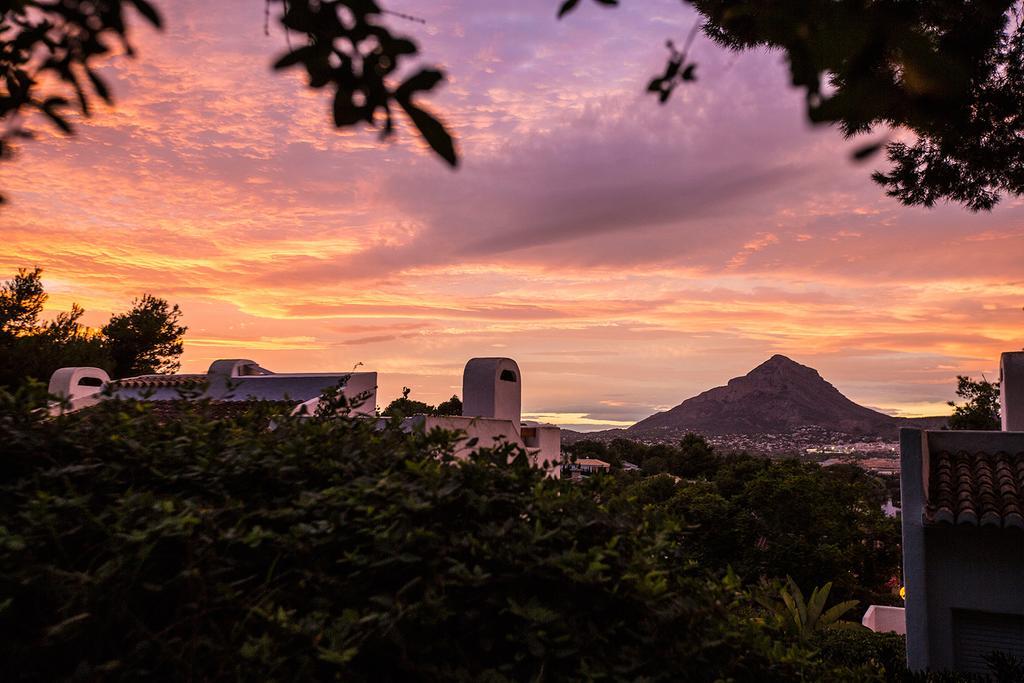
813, 630, 1024, 683
1, 386, 855, 681
568, 436, 902, 607
757, 578, 860, 642
3, 386, 1020, 680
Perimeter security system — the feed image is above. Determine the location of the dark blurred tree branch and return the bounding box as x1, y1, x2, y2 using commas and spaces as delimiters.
267, 0, 456, 166
3, 1, 1024, 211
0, 0, 163, 201
562, 0, 1024, 211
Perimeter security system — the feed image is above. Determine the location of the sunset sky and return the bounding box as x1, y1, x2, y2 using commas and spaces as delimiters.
2, 0, 1022, 430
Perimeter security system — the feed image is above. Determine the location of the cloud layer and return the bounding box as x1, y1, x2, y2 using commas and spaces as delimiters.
2, 0, 1022, 428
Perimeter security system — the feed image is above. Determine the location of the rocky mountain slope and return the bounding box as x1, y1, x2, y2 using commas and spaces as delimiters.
629, 354, 902, 436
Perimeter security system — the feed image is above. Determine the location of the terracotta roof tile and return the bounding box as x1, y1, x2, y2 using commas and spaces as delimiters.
926, 450, 1024, 530
76, 399, 299, 424
110, 375, 206, 389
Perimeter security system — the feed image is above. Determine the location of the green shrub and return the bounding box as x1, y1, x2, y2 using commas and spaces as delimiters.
812, 629, 1024, 683
812, 629, 907, 681
0, 386, 855, 681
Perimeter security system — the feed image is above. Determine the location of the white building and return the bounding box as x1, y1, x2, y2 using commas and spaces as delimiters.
398, 358, 562, 473
48, 359, 377, 417
898, 351, 1024, 674
47, 355, 561, 472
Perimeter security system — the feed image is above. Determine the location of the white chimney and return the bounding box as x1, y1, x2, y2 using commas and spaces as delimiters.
48, 367, 110, 401
462, 358, 522, 431
1001, 351, 1024, 431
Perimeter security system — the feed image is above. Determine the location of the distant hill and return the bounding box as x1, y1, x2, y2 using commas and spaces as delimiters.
566, 355, 947, 443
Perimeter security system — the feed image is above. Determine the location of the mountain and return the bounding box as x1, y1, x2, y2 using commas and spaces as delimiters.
626, 354, 938, 437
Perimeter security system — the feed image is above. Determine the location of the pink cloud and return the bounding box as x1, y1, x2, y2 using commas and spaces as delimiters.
1, 0, 1021, 426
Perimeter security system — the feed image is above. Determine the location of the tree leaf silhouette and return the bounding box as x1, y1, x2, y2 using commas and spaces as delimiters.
399, 101, 457, 167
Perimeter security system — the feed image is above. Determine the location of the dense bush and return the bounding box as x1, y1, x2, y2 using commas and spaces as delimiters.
808, 631, 1024, 682
571, 437, 903, 607
813, 630, 907, 682
0, 385, 864, 681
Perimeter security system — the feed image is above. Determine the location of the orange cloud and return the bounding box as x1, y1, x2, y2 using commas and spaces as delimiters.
2, 0, 1022, 428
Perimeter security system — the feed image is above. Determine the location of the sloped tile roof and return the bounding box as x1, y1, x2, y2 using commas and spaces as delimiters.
111, 374, 207, 389
925, 450, 1024, 529
75, 399, 299, 424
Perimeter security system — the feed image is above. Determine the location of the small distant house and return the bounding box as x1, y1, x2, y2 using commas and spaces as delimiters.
860, 457, 901, 476
48, 359, 377, 417
575, 459, 611, 474
622, 461, 640, 472
899, 351, 1024, 674
561, 458, 611, 481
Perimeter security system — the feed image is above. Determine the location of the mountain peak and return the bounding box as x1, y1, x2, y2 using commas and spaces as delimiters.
755, 354, 808, 371
740, 355, 820, 386
629, 354, 897, 436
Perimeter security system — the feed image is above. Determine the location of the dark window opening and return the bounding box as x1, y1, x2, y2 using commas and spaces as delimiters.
500, 369, 517, 382
78, 377, 104, 387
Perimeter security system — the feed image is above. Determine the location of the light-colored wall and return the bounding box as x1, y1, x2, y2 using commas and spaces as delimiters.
862, 606, 906, 635
402, 415, 561, 474
404, 415, 523, 459
1001, 352, 1024, 431
291, 372, 378, 417
521, 421, 562, 473
900, 428, 930, 671
48, 363, 377, 416
462, 358, 522, 431
48, 367, 110, 401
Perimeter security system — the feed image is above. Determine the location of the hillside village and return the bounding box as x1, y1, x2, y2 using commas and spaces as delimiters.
562, 355, 950, 477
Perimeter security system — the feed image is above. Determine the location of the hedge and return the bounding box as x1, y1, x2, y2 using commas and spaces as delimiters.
0, 386, 852, 681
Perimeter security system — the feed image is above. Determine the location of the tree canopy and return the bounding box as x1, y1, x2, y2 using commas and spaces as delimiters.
568, 435, 902, 607
7, 386, 1017, 679
947, 375, 1001, 430
0, 268, 186, 387
618, 0, 1024, 211
3, 1, 1024, 209
381, 386, 463, 418
102, 294, 186, 377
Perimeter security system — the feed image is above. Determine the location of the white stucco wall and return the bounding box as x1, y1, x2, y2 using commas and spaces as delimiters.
520, 421, 562, 473
291, 372, 378, 416
399, 415, 561, 474
863, 606, 906, 635
1001, 352, 1024, 431
48, 367, 110, 401
404, 415, 522, 457
462, 358, 522, 432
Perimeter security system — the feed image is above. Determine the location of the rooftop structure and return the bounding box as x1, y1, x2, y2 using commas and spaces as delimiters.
48, 359, 377, 417
862, 605, 906, 635
48, 356, 562, 473
399, 358, 562, 473
898, 351, 1024, 674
